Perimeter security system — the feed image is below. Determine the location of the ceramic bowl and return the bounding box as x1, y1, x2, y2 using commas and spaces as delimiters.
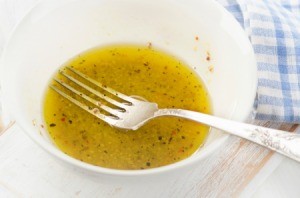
0, 0, 257, 181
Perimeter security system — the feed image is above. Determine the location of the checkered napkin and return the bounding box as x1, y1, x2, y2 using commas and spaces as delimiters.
217, 0, 300, 123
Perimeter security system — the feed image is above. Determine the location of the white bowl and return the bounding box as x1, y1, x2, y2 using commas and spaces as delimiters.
0, 0, 257, 181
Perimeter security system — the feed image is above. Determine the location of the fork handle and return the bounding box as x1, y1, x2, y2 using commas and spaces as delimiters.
155, 109, 300, 162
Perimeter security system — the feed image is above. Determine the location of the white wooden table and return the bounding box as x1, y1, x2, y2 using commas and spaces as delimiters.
1, 1, 300, 197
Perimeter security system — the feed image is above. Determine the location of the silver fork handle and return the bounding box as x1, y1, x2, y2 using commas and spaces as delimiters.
155, 109, 300, 162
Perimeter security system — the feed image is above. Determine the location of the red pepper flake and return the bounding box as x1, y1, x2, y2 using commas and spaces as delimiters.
61, 117, 66, 122
206, 51, 211, 61
171, 131, 176, 136
208, 65, 214, 73
178, 148, 184, 153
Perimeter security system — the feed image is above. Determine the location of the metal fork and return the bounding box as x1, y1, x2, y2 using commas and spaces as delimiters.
51, 66, 300, 162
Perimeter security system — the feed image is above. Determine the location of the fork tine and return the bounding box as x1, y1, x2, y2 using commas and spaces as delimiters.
66, 66, 135, 103
59, 70, 127, 109
53, 78, 122, 118
50, 85, 118, 123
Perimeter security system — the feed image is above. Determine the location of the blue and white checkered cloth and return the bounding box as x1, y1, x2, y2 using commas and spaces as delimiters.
218, 0, 300, 123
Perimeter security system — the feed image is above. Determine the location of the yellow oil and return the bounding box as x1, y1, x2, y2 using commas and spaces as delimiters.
43, 44, 211, 170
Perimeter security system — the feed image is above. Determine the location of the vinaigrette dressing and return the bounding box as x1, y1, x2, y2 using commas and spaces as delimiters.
43, 45, 211, 170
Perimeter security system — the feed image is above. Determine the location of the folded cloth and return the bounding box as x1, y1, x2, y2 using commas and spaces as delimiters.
217, 0, 300, 123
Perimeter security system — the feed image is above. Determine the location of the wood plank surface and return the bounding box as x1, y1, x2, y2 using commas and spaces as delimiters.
193, 121, 298, 197
0, 121, 297, 197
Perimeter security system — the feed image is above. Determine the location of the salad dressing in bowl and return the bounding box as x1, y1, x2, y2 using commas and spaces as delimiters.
43, 44, 211, 169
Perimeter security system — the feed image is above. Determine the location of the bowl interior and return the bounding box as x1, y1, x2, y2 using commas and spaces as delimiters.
0, 0, 257, 175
